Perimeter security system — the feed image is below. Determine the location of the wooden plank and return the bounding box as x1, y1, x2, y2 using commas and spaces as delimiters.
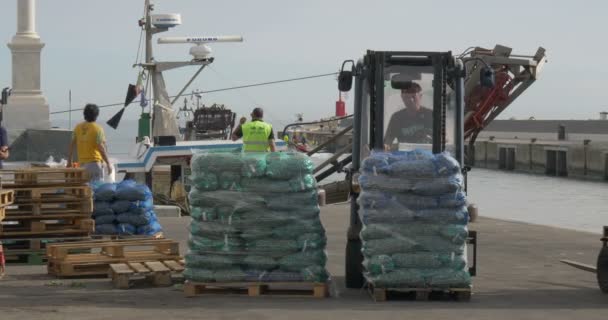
144, 261, 170, 273
127, 262, 151, 274
110, 263, 135, 275
163, 260, 185, 272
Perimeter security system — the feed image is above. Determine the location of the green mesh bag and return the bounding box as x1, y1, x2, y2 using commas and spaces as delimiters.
241, 153, 267, 178
265, 152, 314, 180
185, 253, 242, 270
425, 269, 471, 287
288, 174, 316, 192
362, 237, 465, 256
213, 268, 247, 282
249, 239, 300, 256
189, 172, 219, 191
189, 190, 265, 208
367, 269, 427, 288
363, 255, 396, 275
189, 234, 243, 253
278, 250, 327, 272
241, 177, 289, 194
190, 221, 237, 238
272, 219, 325, 239
361, 224, 468, 244
243, 255, 278, 270
191, 152, 244, 173
183, 268, 215, 282
265, 190, 318, 210
392, 253, 466, 270
219, 171, 242, 191
190, 207, 218, 222
297, 233, 327, 251
241, 228, 274, 241
301, 265, 330, 282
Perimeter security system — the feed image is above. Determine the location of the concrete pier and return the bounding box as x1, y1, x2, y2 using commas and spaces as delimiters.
1, 203, 607, 320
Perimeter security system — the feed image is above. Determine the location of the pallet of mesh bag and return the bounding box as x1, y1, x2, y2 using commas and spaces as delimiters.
110, 259, 185, 289
46, 238, 181, 277
184, 281, 329, 298
0, 168, 89, 188
0, 235, 91, 265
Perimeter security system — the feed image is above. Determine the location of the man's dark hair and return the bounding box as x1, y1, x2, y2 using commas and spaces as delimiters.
401, 81, 422, 93
252, 107, 264, 119
83, 103, 99, 122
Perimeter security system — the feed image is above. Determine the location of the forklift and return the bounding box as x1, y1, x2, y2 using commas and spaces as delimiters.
337, 50, 486, 289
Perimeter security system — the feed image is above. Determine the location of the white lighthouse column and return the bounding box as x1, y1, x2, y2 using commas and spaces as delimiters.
3, 0, 50, 142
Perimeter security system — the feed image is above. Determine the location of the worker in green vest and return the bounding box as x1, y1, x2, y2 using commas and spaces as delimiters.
232, 107, 276, 152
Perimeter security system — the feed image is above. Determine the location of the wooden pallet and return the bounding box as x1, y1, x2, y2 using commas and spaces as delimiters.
0, 218, 94, 238
0, 206, 5, 222
0, 168, 89, 187
110, 260, 185, 289
46, 239, 181, 277
0, 190, 15, 206
12, 186, 92, 204
6, 200, 93, 217
0, 236, 91, 251
184, 281, 329, 298
370, 285, 472, 302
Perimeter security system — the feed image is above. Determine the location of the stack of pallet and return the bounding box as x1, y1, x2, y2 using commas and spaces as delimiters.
0, 168, 94, 264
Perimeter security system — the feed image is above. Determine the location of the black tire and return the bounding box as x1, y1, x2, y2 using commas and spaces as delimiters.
597, 246, 608, 293
345, 239, 365, 289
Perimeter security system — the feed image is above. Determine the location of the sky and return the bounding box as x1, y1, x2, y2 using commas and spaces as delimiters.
1, 0, 607, 131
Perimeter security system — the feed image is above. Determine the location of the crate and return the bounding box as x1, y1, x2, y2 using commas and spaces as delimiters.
0, 218, 94, 238
110, 259, 185, 289
46, 238, 181, 277
0, 168, 89, 187
184, 281, 329, 298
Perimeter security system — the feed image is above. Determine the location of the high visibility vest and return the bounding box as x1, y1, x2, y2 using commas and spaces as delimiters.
242, 120, 272, 152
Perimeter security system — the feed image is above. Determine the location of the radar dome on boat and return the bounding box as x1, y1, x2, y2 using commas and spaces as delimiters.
150, 14, 182, 28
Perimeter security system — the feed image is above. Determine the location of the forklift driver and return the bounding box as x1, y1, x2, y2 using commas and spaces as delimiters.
383, 81, 433, 148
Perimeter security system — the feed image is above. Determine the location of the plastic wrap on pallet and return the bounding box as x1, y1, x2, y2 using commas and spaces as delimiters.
92, 180, 163, 236
185, 151, 329, 283
359, 150, 470, 289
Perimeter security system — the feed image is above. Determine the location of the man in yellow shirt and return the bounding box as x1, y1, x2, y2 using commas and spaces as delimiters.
67, 104, 112, 182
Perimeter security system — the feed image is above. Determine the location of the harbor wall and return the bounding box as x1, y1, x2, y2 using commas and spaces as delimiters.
471, 139, 608, 181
